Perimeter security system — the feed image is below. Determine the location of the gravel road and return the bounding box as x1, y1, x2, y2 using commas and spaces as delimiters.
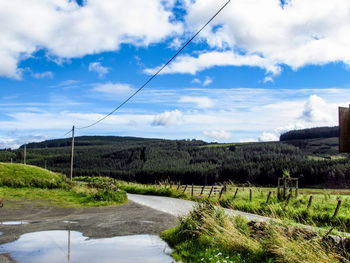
128, 193, 272, 222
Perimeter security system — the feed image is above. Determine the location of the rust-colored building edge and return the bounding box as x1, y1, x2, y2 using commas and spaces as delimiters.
339, 106, 350, 153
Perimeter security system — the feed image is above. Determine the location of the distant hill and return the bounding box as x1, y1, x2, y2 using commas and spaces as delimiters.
23, 136, 167, 149
280, 126, 338, 141
1, 134, 349, 188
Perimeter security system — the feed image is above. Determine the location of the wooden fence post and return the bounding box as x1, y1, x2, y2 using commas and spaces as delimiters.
332, 200, 342, 219
200, 185, 205, 196
182, 185, 187, 193
233, 188, 239, 200
249, 189, 252, 202
176, 183, 181, 191
208, 186, 214, 198
219, 187, 225, 200
307, 196, 313, 210
266, 191, 272, 203
191, 184, 194, 197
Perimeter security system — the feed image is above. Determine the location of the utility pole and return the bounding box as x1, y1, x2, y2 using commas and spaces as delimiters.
70, 126, 75, 181
23, 144, 26, 165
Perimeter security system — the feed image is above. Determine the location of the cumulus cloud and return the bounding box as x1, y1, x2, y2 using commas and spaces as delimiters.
152, 109, 184, 127
147, 0, 350, 79
203, 130, 232, 141
300, 95, 334, 123
88, 62, 110, 78
179, 96, 215, 109
92, 82, 134, 96
0, 0, 181, 79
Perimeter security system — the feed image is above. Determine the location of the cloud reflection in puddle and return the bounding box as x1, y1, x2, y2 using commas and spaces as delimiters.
0, 230, 174, 263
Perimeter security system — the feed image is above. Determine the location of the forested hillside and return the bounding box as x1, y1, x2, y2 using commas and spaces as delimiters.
280, 126, 338, 141
0, 132, 349, 188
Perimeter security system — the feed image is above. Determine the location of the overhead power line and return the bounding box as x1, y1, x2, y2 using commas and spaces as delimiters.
65, 0, 231, 133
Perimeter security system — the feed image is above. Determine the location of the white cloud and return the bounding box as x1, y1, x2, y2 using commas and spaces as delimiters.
258, 132, 279, 142
0, 134, 49, 149
92, 82, 134, 96
191, 76, 213, 86
151, 109, 184, 126
31, 71, 54, 79
0, 0, 182, 78
144, 50, 281, 77
147, 0, 350, 79
179, 96, 215, 109
88, 62, 110, 78
203, 76, 213, 86
300, 95, 335, 123
191, 78, 201, 84
203, 130, 232, 141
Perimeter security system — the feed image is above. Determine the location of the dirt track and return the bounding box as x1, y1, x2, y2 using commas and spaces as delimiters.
0, 198, 178, 262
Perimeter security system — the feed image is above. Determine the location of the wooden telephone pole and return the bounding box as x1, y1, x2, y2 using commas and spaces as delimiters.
70, 126, 75, 181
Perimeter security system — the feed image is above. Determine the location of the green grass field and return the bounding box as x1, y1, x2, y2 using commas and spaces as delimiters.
0, 163, 127, 207
219, 186, 350, 232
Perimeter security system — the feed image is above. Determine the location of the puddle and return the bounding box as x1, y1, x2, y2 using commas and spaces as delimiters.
0, 231, 174, 263
0, 221, 29, 225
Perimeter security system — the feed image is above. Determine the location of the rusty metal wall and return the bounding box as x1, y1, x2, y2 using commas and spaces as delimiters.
339, 107, 350, 153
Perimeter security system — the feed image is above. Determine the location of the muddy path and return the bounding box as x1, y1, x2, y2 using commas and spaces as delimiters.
0, 199, 177, 246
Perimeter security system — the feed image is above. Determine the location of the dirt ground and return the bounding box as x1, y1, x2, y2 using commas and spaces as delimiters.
0, 199, 178, 263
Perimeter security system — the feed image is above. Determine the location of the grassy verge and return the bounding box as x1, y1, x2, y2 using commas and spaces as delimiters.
0, 163, 127, 207
162, 202, 348, 263
74, 176, 187, 199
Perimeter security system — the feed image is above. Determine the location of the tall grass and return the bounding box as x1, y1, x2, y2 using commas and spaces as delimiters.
74, 176, 187, 199
162, 202, 346, 263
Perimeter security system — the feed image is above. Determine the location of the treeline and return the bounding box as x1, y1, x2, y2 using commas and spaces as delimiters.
1, 135, 349, 188
280, 126, 339, 141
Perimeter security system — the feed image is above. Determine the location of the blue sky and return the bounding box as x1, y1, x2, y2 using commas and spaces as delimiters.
1, 0, 350, 148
